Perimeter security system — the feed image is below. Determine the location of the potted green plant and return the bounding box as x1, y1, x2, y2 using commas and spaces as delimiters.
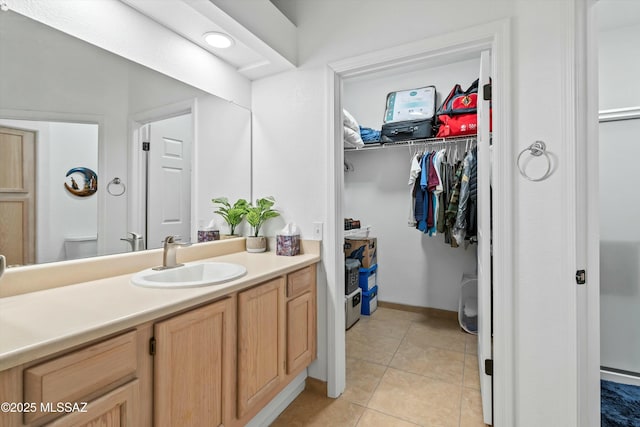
245, 196, 280, 252
211, 197, 249, 237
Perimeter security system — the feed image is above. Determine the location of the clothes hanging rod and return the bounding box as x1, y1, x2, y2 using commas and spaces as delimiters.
345, 134, 478, 151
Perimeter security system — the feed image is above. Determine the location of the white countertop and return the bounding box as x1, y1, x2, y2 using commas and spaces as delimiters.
0, 249, 320, 371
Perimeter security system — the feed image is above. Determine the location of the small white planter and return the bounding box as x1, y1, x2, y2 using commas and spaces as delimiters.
246, 236, 267, 253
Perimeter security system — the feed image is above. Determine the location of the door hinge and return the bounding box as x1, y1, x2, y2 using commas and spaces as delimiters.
483, 83, 492, 101
142, 141, 150, 151
576, 269, 586, 285
485, 359, 493, 376
149, 337, 156, 356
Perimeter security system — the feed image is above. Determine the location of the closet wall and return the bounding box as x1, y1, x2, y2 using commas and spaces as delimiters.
343, 57, 480, 311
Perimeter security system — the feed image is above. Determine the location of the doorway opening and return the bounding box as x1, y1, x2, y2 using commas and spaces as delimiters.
326, 19, 513, 426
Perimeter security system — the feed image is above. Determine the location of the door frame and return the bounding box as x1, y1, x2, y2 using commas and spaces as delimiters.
325, 19, 514, 425
577, 1, 601, 425
129, 99, 197, 245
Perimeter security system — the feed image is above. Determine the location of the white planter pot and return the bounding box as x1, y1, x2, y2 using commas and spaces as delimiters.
246, 236, 267, 253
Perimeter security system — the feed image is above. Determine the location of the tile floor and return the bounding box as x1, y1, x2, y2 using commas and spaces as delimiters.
271, 306, 488, 427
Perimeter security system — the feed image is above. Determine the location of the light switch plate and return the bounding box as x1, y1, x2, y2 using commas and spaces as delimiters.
312, 222, 323, 240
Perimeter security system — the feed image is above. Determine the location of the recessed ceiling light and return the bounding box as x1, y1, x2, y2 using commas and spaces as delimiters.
203, 32, 234, 49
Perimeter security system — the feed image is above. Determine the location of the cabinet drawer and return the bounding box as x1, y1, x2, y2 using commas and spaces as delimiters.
287, 265, 316, 298
24, 331, 138, 424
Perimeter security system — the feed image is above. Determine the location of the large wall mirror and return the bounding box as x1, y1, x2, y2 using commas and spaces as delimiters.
0, 9, 252, 266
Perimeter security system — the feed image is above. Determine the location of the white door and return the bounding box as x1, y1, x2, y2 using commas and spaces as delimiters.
477, 49, 493, 424
146, 114, 192, 249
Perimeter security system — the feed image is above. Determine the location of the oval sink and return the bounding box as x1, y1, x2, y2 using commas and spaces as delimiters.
131, 262, 247, 288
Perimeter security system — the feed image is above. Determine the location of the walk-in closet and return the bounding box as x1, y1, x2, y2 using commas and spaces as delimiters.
341, 51, 493, 425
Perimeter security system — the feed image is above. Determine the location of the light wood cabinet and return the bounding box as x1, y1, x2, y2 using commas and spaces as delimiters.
0, 262, 318, 427
153, 297, 236, 427
236, 277, 286, 420
285, 265, 317, 376
20, 331, 141, 426
287, 291, 316, 375
47, 380, 139, 427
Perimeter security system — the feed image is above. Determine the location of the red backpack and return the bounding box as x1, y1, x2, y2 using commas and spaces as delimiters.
436, 79, 491, 137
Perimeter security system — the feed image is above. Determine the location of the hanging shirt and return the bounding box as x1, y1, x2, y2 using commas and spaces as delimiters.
417, 153, 431, 232
453, 150, 476, 245
408, 153, 422, 227
445, 161, 464, 248
430, 149, 446, 235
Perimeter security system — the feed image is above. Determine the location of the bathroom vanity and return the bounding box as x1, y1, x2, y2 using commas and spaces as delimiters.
0, 239, 320, 426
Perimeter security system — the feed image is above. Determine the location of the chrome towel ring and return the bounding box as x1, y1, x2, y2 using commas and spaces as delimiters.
517, 141, 551, 182
107, 177, 126, 196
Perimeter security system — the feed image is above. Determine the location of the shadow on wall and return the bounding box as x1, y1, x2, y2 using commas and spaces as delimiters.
600, 240, 640, 296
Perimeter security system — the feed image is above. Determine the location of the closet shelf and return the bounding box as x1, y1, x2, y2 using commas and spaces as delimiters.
345, 134, 478, 151
344, 225, 372, 238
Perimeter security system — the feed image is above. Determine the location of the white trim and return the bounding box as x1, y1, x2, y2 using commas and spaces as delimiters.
245, 371, 307, 427
326, 18, 514, 425
601, 370, 640, 387
487, 19, 515, 427
577, 1, 601, 426
565, 1, 586, 426
599, 106, 640, 122
325, 66, 346, 398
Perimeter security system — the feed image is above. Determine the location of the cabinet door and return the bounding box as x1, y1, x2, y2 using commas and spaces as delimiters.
286, 290, 316, 375
237, 278, 285, 419
47, 380, 139, 427
154, 298, 235, 427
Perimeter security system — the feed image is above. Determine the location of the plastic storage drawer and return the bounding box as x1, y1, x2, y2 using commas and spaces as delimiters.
361, 285, 378, 316
345, 288, 362, 329
345, 259, 361, 295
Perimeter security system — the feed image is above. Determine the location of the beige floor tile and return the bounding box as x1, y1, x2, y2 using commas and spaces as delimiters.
350, 316, 413, 340
341, 357, 388, 405
463, 353, 481, 390
367, 368, 461, 427
270, 388, 365, 427
346, 327, 403, 365
460, 387, 488, 427
370, 307, 427, 323
465, 333, 478, 355
411, 315, 461, 333
355, 409, 422, 427
389, 340, 465, 384
404, 322, 467, 353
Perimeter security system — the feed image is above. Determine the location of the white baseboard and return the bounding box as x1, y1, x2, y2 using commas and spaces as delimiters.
245, 370, 307, 427
601, 369, 640, 386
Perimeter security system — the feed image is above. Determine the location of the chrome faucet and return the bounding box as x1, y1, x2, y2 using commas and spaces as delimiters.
121, 232, 145, 252
0, 255, 5, 280
153, 236, 192, 270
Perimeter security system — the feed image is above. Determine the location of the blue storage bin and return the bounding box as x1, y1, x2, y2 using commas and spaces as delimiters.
358, 264, 378, 292
361, 285, 378, 315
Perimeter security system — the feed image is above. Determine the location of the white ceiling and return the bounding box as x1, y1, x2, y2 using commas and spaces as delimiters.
120, 0, 297, 80
119, 0, 640, 81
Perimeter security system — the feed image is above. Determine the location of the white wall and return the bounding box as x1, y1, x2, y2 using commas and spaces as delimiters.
252, 0, 584, 425
598, 23, 640, 110
0, 119, 98, 263
597, 19, 640, 375
343, 58, 480, 311
193, 96, 252, 235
